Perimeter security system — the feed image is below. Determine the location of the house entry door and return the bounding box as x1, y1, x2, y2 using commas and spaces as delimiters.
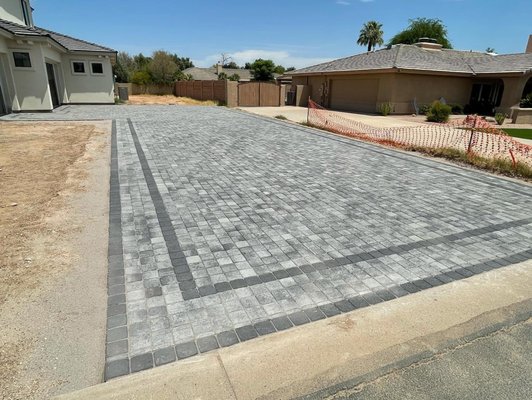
46, 63, 60, 108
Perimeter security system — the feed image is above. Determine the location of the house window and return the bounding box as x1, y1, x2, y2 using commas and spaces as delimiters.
21, 0, 31, 26
91, 62, 104, 75
72, 61, 86, 74
13, 52, 31, 68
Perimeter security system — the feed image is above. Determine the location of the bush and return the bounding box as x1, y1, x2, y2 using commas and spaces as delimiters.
450, 103, 464, 114
418, 104, 431, 115
377, 102, 393, 116
275, 115, 288, 120
494, 113, 506, 125
426, 100, 452, 123
520, 93, 532, 108
131, 70, 151, 86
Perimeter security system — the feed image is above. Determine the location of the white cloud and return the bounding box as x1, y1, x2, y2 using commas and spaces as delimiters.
359, 0, 375, 2
336, 1, 351, 5
194, 49, 334, 70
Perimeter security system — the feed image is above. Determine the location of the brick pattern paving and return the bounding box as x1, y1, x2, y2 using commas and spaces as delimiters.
5, 105, 532, 380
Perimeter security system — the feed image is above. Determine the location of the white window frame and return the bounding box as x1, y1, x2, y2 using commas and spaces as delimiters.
90, 61, 104, 76
71, 60, 87, 75
11, 51, 33, 70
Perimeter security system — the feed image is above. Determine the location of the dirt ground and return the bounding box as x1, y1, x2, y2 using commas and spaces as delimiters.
126, 94, 218, 106
0, 121, 110, 399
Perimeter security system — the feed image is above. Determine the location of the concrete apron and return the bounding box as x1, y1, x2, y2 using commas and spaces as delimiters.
56, 261, 532, 400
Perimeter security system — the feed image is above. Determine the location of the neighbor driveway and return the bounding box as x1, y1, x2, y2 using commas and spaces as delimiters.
4, 105, 532, 381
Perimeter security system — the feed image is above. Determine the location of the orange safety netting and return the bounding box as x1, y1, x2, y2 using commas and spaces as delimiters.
308, 99, 532, 167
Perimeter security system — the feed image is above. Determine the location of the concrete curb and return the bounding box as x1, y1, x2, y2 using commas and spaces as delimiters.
298, 298, 532, 399
56, 261, 531, 400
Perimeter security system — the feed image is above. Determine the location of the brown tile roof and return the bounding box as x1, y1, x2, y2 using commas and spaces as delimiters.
290, 45, 532, 76
0, 18, 115, 53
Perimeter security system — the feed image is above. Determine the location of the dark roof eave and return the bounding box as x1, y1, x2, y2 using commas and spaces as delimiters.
291, 67, 492, 78
290, 67, 398, 76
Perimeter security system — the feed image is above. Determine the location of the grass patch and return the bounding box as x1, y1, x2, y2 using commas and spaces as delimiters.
275, 115, 288, 120
502, 129, 532, 140
405, 146, 532, 180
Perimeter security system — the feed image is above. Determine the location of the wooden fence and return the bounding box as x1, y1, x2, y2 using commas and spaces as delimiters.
175, 80, 286, 107
175, 81, 226, 103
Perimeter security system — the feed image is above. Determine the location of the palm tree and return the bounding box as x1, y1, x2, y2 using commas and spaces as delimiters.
357, 21, 384, 52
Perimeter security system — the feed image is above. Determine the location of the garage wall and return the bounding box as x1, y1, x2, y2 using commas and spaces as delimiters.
330, 76, 379, 112
61, 55, 114, 104
392, 73, 471, 114
293, 72, 474, 114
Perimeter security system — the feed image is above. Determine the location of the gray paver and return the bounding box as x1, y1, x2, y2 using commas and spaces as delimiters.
5, 105, 531, 379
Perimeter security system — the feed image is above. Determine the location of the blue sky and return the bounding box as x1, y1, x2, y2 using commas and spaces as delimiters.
32, 0, 531, 68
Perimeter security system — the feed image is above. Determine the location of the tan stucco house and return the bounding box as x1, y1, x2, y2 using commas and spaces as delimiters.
0, 0, 116, 114
289, 39, 532, 115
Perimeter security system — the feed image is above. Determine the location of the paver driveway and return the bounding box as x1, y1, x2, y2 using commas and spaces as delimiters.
4, 105, 532, 379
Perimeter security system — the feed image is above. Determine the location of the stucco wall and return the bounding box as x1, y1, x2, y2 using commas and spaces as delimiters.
61, 55, 114, 104
0, 36, 7, 53
0, 0, 25, 25
5, 40, 53, 111
293, 72, 472, 114
498, 75, 531, 113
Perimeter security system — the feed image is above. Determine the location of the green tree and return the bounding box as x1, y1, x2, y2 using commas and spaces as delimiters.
228, 73, 240, 81
250, 59, 276, 81
486, 47, 495, 53
217, 72, 228, 80
175, 71, 193, 81
244, 62, 252, 69
274, 65, 286, 74
357, 20, 384, 52
113, 51, 135, 82
171, 54, 194, 71
148, 50, 178, 84
133, 53, 152, 71
388, 18, 452, 48
285, 67, 296, 72
131, 70, 151, 86
224, 61, 239, 69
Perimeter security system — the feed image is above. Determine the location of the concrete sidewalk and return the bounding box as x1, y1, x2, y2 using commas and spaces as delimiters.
56, 261, 532, 400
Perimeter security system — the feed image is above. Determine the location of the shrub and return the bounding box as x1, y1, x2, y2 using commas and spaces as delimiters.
520, 93, 532, 108
494, 112, 506, 125
275, 115, 288, 120
426, 100, 452, 123
131, 70, 151, 86
418, 104, 431, 115
450, 103, 464, 114
377, 102, 393, 116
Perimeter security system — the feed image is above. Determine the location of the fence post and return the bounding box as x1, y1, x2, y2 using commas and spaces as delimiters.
307, 97, 311, 124
467, 115, 477, 153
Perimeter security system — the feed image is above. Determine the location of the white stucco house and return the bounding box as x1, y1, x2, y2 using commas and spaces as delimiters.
0, 0, 116, 114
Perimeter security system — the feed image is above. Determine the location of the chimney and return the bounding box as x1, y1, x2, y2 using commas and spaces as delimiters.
526, 35, 532, 54
216, 63, 223, 75
415, 37, 443, 51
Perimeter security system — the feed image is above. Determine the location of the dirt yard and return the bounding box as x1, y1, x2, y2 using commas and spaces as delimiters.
0, 121, 110, 399
126, 94, 218, 106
